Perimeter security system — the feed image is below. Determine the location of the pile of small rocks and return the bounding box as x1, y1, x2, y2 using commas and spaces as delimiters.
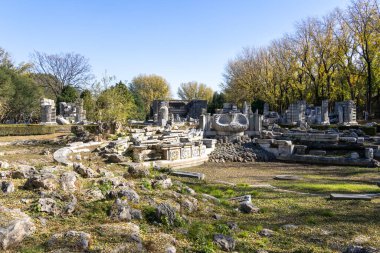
208, 141, 276, 163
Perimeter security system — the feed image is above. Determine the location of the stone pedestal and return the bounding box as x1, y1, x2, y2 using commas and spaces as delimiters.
40, 98, 57, 125
335, 100, 357, 125
365, 148, 374, 159
276, 140, 294, 157
158, 102, 169, 127
286, 100, 306, 125
181, 144, 192, 159
132, 146, 148, 162
263, 103, 269, 117
321, 100, 330, 125
162, 146, 181, 161
315, 106, 322, 124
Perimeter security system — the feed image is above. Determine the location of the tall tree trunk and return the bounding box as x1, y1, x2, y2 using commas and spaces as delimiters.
366, 62, 372, 116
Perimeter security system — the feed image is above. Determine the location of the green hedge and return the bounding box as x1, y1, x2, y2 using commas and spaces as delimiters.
0, 124, 57, 136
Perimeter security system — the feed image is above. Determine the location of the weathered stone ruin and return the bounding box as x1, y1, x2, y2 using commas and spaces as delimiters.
40, 98, 87, 125
197, 99, 379, 167
40, 98, 57, 125
200, 102, 263, 141
334, 100, 357, 125
151, 99, 207, 122
58, 99, 86, 124
94, 126, 214, 169
157, 102, 169, 127
285, 100, 306, 125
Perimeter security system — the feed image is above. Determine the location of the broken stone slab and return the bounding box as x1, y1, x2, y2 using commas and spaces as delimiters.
250, 184, 274, 189
329, 193, 372, 201
339, 137, 357, 143
229, 195, 251, 203
349, 152, 360, 159
0, 206, 36, 250
1, 181, 14, 194
309, 150, 326, 156
170, 171, 205, 180
239, 201, 260, 213
47, 230, 91, 251
278, 154, 378, 167
274, 175, 301, 181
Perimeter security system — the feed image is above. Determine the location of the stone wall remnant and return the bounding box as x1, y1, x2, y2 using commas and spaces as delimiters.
40, 98, 57, 125
334, 100, 357, 125
158, 102, 169, 127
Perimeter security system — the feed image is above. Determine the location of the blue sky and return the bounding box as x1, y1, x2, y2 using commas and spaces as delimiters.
1, 0, 349, 97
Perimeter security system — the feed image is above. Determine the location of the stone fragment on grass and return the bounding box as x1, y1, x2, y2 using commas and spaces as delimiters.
155, 203, 177, 226
0, 171, 10, 179
38, 198, 59, 215
109, 198, 131, 221
259, 228, 274, 237
60, 171, 78, 192
213, 234, 235, 251
1, 181, 14, 194
212, 213, 222, 220
130, 209, 143, 220
85, 189, 105, 201
0, 161, 10, 169
73, 163, 98, 178
0, 206, 35, 250
152, 176, 172, 189
227, 221, 238, 230
24, 172, 58, 190
107, 154, 127, 163
239, 201, 259, 214
11, 165, 37, 179
273, 175, 301, 181
201, 193, 220, 203
64, 195, 77, 214
180, 197, 198, 214
343, 245, 378, 253
282, 224, 298, 231
183, 186, 196, 195
166, 245, 177, 253
97, 223, 143, 252
127, 164, 150, 178
118, 188, 140, 203
48, 230, 91, 251
97, 168, 114, 178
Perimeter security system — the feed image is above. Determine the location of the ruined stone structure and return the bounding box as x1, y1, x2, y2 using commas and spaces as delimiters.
263, 103, 269, 117
212, 113, 249, 137
334, 100, 357, 125
286, 100, 306, 125
59, 99, 86, 123
321, 99, 330, 125
306, 100, 330, 126
200, 102, 263, 139
158, 102, 169, 127
151, 100, 207, 121
40, 98, 57, 125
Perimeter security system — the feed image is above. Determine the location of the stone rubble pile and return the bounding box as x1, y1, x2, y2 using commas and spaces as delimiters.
208, 141, 276, 163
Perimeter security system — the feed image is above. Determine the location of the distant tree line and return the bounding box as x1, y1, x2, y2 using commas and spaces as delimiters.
0, 48, 215, 123
222, 0, 380, 117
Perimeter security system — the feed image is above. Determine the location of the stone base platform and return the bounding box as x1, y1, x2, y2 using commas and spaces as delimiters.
137, 155, 209, 170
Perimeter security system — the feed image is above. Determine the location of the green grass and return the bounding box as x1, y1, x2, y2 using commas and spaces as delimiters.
274, 182, 380, 193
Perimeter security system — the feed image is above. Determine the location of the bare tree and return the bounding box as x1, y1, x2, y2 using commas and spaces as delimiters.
31, 51, 94, 97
